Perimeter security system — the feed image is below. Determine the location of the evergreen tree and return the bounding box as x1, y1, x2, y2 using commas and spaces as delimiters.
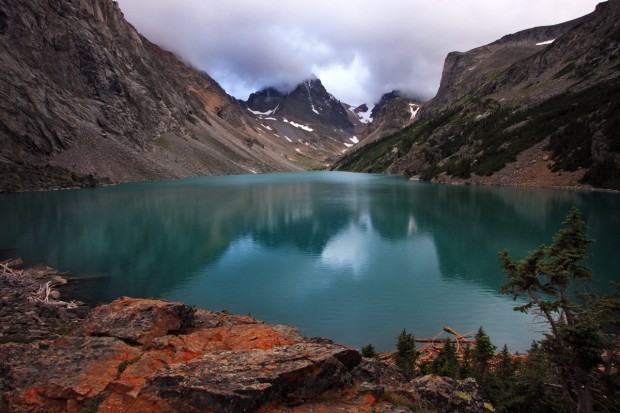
486, 344, 519, 413
395, 329, 418, 379
513, 342, 566, 413
499, 207, 619, 413
361, 343, 379, 359
430, 339, 460, 378
495, 344, 514, 381
473, 326, 496, 383
458, 343, 474, 379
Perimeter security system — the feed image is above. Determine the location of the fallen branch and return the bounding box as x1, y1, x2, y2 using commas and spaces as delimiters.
415, 338, 475, 343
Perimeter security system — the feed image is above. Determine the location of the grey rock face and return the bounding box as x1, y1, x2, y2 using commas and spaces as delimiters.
0, 0, 296, 192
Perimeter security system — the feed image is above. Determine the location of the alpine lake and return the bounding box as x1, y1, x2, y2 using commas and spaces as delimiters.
1, 171, 618, 352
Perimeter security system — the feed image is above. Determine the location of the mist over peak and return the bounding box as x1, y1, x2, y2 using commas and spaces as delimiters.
115, 0, 601, 107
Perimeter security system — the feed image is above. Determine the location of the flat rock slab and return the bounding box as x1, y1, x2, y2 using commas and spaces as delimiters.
80, 296, 195, 345
137, 343, 362, 413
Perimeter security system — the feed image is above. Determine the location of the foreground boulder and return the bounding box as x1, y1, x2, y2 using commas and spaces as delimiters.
79, 297, 196, 345
0, 266, 493, 412
407, 375, 495, 413
0, 296, 361, 412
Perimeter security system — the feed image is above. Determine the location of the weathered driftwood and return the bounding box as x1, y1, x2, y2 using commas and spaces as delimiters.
2, 258, 78, 308
380, 327, 476, 367
415, 338, 475, 343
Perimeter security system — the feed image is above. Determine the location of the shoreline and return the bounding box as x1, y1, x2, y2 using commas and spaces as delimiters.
2, 169, 619, 195
0, 260, 494, 412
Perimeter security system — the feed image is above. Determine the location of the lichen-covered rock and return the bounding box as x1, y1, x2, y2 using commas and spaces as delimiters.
136, 343, 362, 412
0, 288, 490, 413
353, 358, 408, 387
407, 375, 494, 413
0, 336, 141, 412
79, 297, 196, 345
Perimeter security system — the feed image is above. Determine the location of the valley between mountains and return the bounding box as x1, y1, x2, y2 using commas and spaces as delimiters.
1, 0, 619, 192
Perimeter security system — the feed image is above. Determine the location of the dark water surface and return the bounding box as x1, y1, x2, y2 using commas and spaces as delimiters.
1, 172, 618, 351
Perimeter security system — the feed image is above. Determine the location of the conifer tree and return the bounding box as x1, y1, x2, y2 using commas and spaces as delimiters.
395, 329, 418, 379
430, 339, 460, 378
514, 342, 566, 413
361, 343, 379, 359
487, 344, 519, 413
458, 343, 474, 379
499, 206, 619, 413
473, 326, 496, 382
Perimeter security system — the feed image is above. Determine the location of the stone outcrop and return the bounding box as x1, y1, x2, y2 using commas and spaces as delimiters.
0, 262, 493, 412
360, 91, 421, 145
79, 297, 196, 345
407, 375, 494, 413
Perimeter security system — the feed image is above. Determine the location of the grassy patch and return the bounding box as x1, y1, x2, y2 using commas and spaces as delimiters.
154, 135, 170, 149
383, 391, 428, 412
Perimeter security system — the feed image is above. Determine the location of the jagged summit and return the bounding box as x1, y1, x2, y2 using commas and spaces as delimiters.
371, 90, 404, 118
246, 87, 284, 114
247, 77, 350, 126
244, 77, 364, 161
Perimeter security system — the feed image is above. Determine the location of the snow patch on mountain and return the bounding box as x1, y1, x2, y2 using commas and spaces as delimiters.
349, 105, 374, 124
283, 118, 314, 132
350, 136, 359, 144
536, 39, 555, 45
248, 105, 279, 116
409, 103, 420, 120
311, 104, 320, 115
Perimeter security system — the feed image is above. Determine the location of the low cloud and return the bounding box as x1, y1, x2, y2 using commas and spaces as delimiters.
117, 0, 601, 105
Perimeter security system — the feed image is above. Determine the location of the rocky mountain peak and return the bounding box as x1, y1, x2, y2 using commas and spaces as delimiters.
246, 87, 284, 114
353, 104, 369, 114
370, 90, 404, 118
246, 77, 354, 131
289, 77, 337, 109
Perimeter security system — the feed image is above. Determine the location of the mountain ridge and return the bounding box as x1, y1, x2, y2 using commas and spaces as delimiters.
0, 0, 307, 192
333, 0, 620, 190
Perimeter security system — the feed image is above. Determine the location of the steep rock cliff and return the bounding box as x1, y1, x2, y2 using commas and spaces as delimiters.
0, 0, 301, 192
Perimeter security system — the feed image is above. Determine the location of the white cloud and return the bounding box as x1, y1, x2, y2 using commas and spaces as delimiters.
116, 0, 601, 105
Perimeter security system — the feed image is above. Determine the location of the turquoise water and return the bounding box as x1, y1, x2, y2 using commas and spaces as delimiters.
1, 172, 618, 352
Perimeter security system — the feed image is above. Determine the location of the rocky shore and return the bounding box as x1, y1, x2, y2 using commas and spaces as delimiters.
0, 261, 493, 412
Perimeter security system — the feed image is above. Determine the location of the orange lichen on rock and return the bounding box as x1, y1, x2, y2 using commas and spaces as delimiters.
1, 295, 493, 413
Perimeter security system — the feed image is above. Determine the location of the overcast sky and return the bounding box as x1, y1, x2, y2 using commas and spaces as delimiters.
116, 0, 601, 106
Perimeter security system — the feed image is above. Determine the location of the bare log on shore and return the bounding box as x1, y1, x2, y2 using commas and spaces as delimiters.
379, 327, 476, 366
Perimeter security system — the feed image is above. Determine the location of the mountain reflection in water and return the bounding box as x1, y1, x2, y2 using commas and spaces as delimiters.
1, 172, 618, 351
